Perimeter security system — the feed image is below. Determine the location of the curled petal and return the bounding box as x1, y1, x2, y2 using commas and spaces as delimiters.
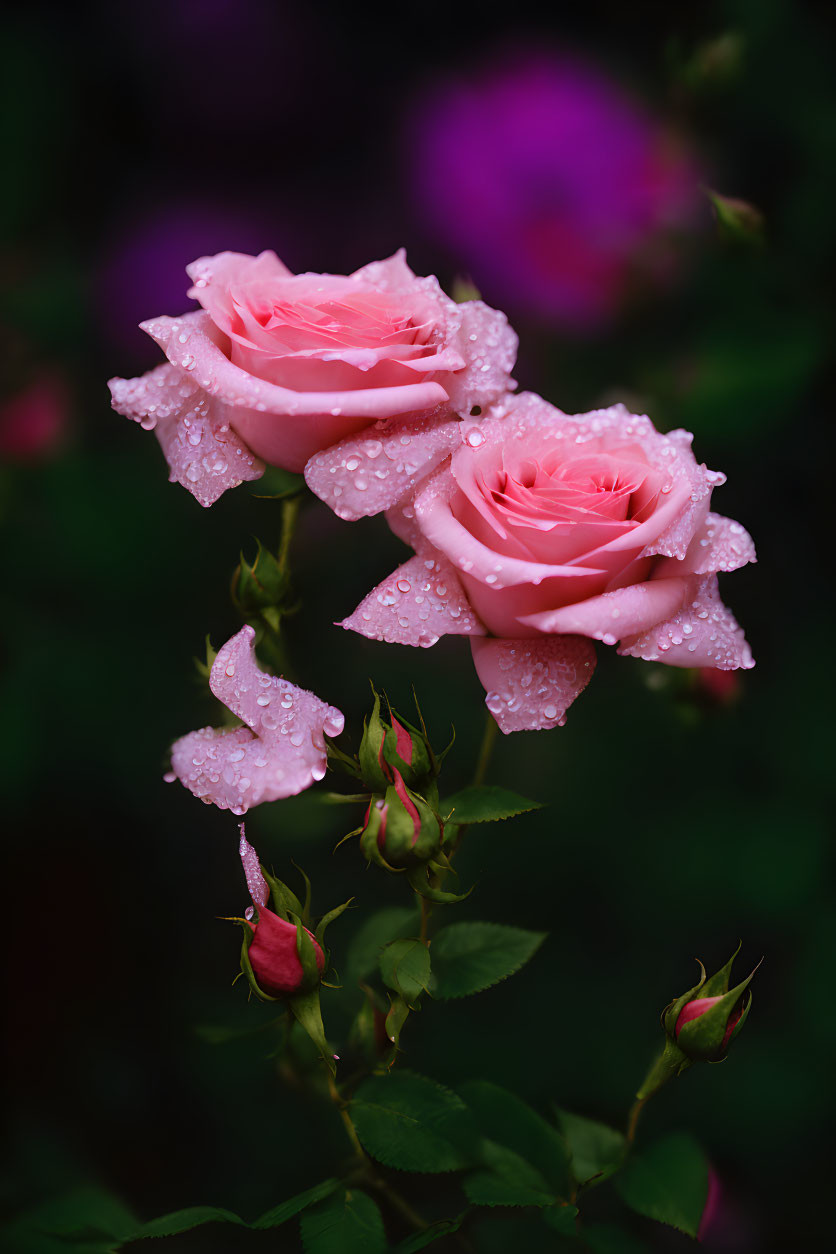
339, 552, 485, 648
170, 626, 345, 813
303, 408, 462, 520
443, 299, 519, 417
656, 512, 757, 578
520, 577, 694, 644
471, 635, 597, 733
239, 825, 269, 909
618, 576, 754, 669
108, 363, 264, 507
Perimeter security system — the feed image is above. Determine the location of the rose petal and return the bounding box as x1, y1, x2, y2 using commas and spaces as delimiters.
304, 408, 462, 520
470, 635, 597, 733
618, 575, 754, 669
520, 576, 694, 644
655, 512, 757, 578
239, 825, 270, 908
170, 626, 345, 813
339, 552, 485, 647
108, 363, 264, 507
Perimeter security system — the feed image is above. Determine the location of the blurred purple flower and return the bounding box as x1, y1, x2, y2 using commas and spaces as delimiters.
406, 49, 701, 330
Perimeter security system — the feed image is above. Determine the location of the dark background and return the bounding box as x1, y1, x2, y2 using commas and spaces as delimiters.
1, 0, 833, 1249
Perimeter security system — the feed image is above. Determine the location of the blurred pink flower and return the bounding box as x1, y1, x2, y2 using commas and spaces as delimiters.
341, 392, 754, 733
407, 49, 700, 329
0, 376, 68, 461
170, 625, 344, 813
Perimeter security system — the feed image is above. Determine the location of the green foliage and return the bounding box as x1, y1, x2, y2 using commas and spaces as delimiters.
250, 466, 306, 499
380, 937, 431, 1005
555, 1109, 626, 1188
345, 906, 420, 984
542, 1204, 580, 1236
615, 1133, 709, 1238
461, 1080, 572, 1198
430, 922, 546, 999
349, 1071, 475, 1173
464, 1160, 555, 1208
443, 784, 542, 824
582, 1222, 650, 1253
300, 1188, 385, 1254
391, 1216, 464, 1252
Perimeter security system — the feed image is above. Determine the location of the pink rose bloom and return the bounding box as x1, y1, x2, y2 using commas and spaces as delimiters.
170, 625, 344, 813
108, 249, 517, 509
342, 392, 755, 733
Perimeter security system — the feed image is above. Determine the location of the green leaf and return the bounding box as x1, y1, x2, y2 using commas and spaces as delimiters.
350, 1071, 475, 1173
380, 938, 431, 1005
252, 1179, 341, 1228
464, 1162, 554, 1208
345, 907, 420, 984
288, 987, 335, 1074
705, 188, 765, 245
443, 784, 542, 824
460, 1081, 572, 1198
132, 1206, 246, 1239
391, 1216, 464, 1252
555, 1109, 626, 1188
27, 1186, 137, 1242
430, 923, 546, 999
384, 993, 411, 1051
615, 1133, 709, 1238
300, 1188, 385, 1254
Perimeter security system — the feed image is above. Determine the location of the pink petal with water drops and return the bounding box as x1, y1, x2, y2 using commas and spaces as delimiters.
520, 576, 694, 644
655, 512, 757, 578
303, 408, 462, 520
339, 552, 485, 648
470, 635, 597, 733
170, 626, 345, 814
618, 575, 754, 669
239, 825, 269, 915
108, 362, 264, 507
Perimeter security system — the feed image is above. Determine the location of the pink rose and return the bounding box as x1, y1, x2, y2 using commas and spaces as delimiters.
342, 392, 755, 733
108, 249, 517, 509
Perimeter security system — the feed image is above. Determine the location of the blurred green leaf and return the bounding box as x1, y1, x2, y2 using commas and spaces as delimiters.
345, 907, 420, 985
131, 1206, 246, 1239
250, 466, 306, 499
555, 1109, 626, 1188
615, 1133, 709, 1237
430, 923, 546, 999
460, 1080, 572, 1198
391, 1216, 464, 1252
252, 1179, 342, 1229
444, 785, 542, 824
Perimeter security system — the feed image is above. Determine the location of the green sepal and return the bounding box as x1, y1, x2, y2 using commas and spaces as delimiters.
194, 634, 217, 681
262, 868, 304, 920
661, 962, 706, 1036
232, 538, 289, 614
407, 863, 471, 905
291, 861, 312, 923
287, 986, 335, 1074
238, 923, 279, 1003
314, 898, 354, 952
249, 465, 306, 499
700, 941, 742, 998
325, 735, 364, 779
293, 915, 324, 993
358, 687, 390, 792
706, 188, 765, 245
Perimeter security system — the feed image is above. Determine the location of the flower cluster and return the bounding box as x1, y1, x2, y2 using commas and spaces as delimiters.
114, 248, 753, 750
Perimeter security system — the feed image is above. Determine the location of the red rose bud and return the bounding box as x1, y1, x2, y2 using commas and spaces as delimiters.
358, 687, 434, 794
662, 944, 758, 1063
359, 767, 443, 869
246, 905, 324, 998
237, 828, 325, 1000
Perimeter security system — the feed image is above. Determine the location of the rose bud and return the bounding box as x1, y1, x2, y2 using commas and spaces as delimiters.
237, 829, 325, 1000
359, 769, 443, 869
358, 687, 435, 795
662, 944, 758, 1063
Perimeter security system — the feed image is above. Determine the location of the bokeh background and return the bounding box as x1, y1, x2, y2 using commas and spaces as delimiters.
2, 0, 834, 1249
